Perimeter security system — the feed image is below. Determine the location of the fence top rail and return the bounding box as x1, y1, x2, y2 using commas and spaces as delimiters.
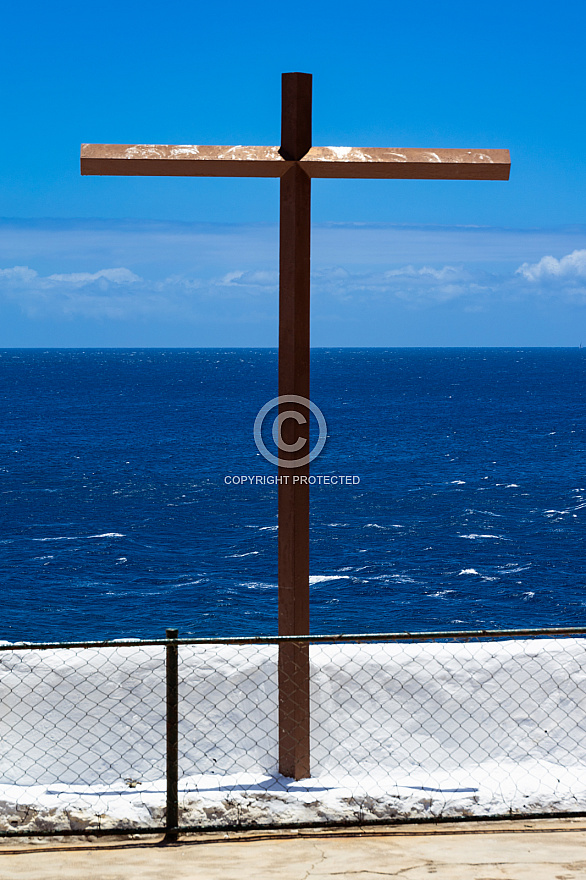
1, 625, 586, 652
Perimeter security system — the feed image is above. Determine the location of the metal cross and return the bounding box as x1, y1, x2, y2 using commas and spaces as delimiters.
81, 72, 510, 780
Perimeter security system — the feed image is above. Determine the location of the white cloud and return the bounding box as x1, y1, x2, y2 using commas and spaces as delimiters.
0, 265, 170, 318
384, 264, 463, 281
310, 263, 480, 307
513, 249, 586, 302
0, 259, 508, 321
0, 263, 277, 320
47, 268, 141, 285
216, 269, 277, 289
516, 249, 586, 284
0, 266, 39, 284
1, 219, 586, 344
3, 243, 586, 327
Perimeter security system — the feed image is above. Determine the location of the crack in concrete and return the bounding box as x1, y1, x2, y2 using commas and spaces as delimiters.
298, 841, 328, 880
327, 864, 432, 877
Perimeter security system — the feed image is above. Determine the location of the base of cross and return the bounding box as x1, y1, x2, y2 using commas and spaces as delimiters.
278, 642, 310, 778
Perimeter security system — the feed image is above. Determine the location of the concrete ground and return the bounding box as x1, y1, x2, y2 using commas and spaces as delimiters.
1, 818, 586, 879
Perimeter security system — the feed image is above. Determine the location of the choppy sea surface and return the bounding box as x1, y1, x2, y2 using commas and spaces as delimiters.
0, 348, 584, 642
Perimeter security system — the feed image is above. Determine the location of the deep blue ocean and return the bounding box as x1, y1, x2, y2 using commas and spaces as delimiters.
0, 348, 584, 642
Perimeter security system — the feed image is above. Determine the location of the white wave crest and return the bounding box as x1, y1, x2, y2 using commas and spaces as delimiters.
309, 575, 351, 585
33, 533, 125, 542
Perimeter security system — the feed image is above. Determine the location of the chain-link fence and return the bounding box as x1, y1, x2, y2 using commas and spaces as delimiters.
1, 627, 586, 837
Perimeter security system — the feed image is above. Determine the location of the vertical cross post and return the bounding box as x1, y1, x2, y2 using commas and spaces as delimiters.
277, 72, 312, 780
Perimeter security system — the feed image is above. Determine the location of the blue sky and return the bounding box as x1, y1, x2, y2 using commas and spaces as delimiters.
1, 0, 585, 346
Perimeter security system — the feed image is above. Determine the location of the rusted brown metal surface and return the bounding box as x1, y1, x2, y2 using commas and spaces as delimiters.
300, 146, 510, 180
80, 144, 290, 177
277, 73, 312, 780
81, 71, 510, 784
81, 143, 510, 180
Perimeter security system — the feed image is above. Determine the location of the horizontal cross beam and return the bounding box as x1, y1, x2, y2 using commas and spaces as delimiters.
81, 144, 510, 181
